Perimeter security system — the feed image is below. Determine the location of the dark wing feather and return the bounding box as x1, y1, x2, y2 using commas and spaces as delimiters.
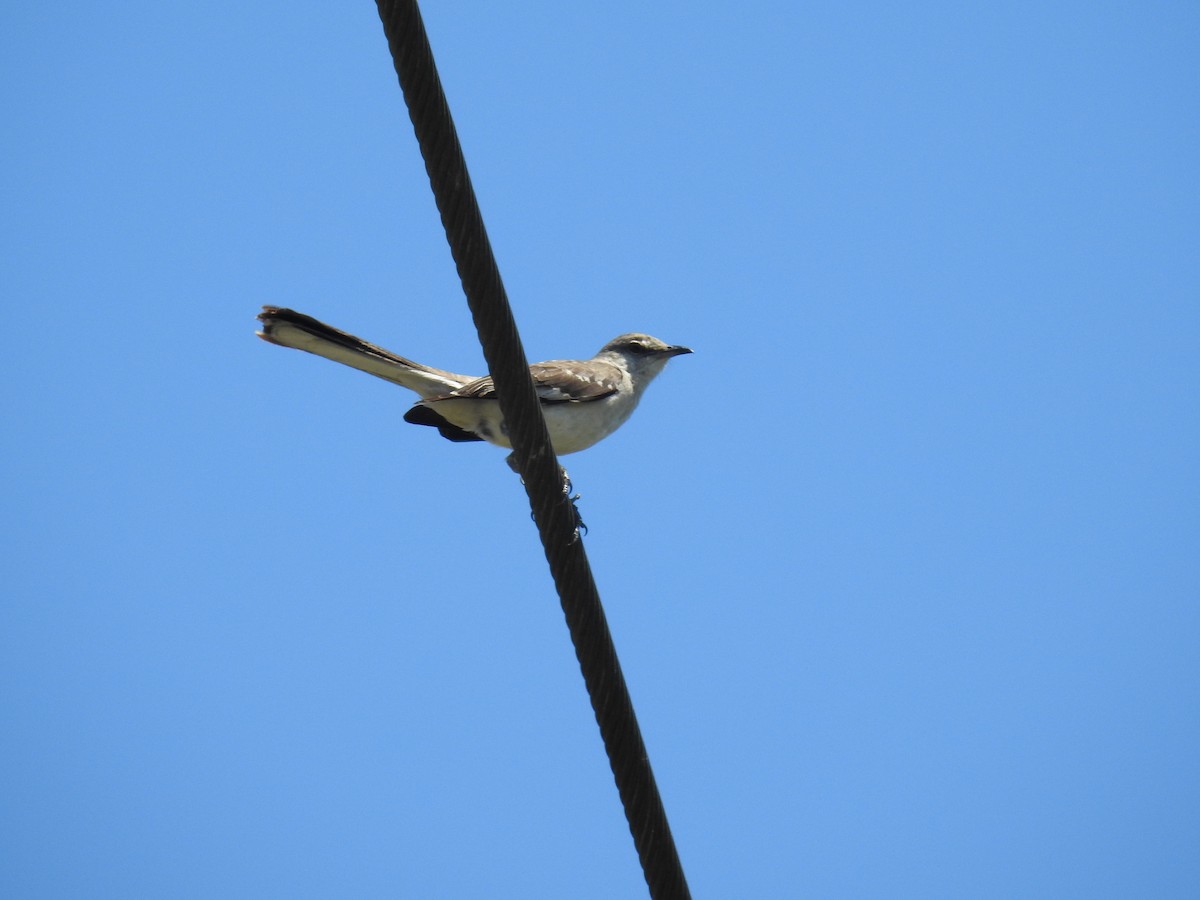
402, 404, 485, 441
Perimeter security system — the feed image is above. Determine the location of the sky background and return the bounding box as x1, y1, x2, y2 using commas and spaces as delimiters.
3, 2, 1197, 897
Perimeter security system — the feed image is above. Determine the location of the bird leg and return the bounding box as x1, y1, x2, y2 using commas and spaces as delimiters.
508, 454, 587, 537
560, 467, 587, 536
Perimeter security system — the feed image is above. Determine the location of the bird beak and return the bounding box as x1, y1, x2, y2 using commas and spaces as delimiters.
665, 345, 693, 357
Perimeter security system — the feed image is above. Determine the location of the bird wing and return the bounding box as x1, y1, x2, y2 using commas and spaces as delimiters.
443, 360, 624, 404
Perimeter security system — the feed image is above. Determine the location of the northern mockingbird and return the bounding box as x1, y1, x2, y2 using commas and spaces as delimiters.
256, 307, 692, 470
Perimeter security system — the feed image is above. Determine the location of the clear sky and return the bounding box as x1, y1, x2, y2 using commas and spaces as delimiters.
3, 2, 1197, 897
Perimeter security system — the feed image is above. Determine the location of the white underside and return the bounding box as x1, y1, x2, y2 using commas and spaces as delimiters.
425, 389, 643, 455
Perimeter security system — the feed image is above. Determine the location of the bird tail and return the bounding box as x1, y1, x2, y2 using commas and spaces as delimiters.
256, 306, 471, 398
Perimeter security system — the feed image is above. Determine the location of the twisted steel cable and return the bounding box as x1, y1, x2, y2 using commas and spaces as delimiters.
373, 3, 691, 897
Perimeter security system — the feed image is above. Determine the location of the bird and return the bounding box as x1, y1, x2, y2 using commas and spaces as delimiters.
255, 306, 692, 471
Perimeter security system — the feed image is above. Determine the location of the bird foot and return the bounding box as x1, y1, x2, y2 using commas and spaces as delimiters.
562, 469, 588, 537
512, 460, 587, 538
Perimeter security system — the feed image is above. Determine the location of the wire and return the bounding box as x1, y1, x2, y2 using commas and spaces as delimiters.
373, 3, 692, 897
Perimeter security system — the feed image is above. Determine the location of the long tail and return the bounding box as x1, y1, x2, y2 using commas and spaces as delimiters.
256, 307, 472, 398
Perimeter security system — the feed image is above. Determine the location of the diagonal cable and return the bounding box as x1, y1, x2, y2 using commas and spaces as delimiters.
373, 3, 691, 897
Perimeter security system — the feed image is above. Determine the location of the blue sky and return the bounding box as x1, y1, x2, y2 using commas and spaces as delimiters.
3, 2, 1197, 897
